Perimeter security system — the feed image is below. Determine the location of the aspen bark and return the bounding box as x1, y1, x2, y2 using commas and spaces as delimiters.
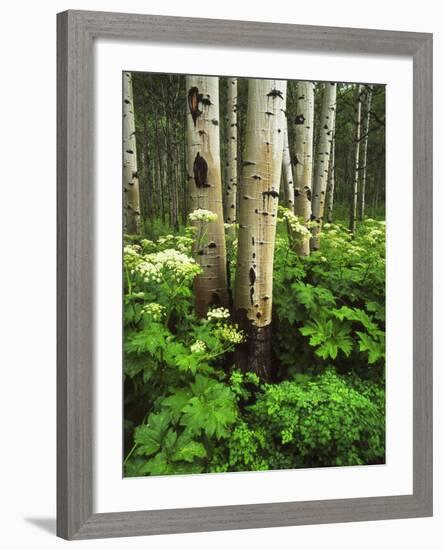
311, 82, 337, 250
326, 136, 336, 223
349, 85, 363, 234
141, 114, 151, 222
293, 81, 315, 256
123, 72, 141, 234
153, 110, 165, 223
282, 115, 294, 212
225, 77, 238, 224
234, 79, 287, 381
359, 85, 373, 221
186, 76, 229, 316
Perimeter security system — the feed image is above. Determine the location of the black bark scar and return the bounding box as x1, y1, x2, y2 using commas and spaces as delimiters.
267, 89, 284, 99
295, 114, 305, 125
187, 86, 203, 126
193, 153, 210, 188
262, 190, 279, 199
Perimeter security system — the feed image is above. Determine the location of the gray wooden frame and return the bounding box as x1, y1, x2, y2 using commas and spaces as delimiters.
57, 9, 433, 540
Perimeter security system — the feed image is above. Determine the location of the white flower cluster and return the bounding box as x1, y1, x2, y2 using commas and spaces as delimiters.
157, 234, 193, 254
124, 244, 141, 256
365, 227, 385, 245
134, 248, 201, 284
139, 239, 154, 252
347, 244, 366, 257
154, 249, 196, 269
207, 307, 230, 321
363, 219, 386, 229
124, 244, 143, 270
136, 260, 162, 283
360, 220, 385, 245
189, 209, 218, 223
157, 235, 174, 245
224, 222, 237, 230
322, 224, 351, 248
216, 323, 245, 344
282, 210, 311, 240
306, 220, 319, 229
141, 303, 165, 322
190, 340, 206, 354
367, 228, 385, 238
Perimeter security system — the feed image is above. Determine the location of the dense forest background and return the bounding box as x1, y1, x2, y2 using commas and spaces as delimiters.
130, 75, 385, 232
123, 73, 386, 477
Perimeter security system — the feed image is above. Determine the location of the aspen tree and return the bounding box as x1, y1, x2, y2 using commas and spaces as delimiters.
234, 79, 287, 381
123, 72, 141, 234
326, 136, 336, 223
349, 84, 363, 234
293, 81, 315, 256
359, 85, 373, 221
225, 77, 238, 224
186, 76, 229, 316
311, 82, 337, 250
282, 114, 294, 212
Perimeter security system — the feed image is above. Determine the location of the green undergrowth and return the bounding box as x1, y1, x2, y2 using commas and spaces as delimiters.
123, 217, 386, 476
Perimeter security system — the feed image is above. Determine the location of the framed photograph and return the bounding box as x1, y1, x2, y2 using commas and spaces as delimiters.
57, 10, 433, 540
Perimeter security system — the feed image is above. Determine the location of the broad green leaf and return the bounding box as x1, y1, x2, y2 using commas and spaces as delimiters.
171, 440, 207, 463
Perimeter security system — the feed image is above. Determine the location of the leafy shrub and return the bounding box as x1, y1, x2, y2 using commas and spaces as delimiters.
207, 369, 385, 472
123, 238, 245, 476
244, 369, 385, 468
273, 218, 385, 379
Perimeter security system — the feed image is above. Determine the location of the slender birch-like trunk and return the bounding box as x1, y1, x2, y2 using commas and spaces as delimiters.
123, 72, 141, 234
141, 114, 151, 222
311, 82, 337, 250
293, 81, 314, 256
234, 79, 287, 381
349, 84, 363, 234
282, 114, 294, 212
225, 77, 238, 224
359, 85, 373, 221
326, 136, 336, 223
186, 76, 229, 316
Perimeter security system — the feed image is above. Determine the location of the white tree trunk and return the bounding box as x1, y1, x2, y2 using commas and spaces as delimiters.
123, 72, 141, 234
234, 79, 286, 380
281, 115, 294, 212
225, 77, 238, 224
186, 76, 229, 316
293, 81, 315, 256
326, 136, 336, 223
349, 84, 363, 234
359, 85, 373, 221
311, 82, 337, 250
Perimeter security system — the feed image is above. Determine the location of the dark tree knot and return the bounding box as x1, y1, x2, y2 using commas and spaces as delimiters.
267, 88, 284, 99
187, 86, 203, 126
295, 114, 305, 125
262, 189, 279, 199
193, 153, 210, 188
